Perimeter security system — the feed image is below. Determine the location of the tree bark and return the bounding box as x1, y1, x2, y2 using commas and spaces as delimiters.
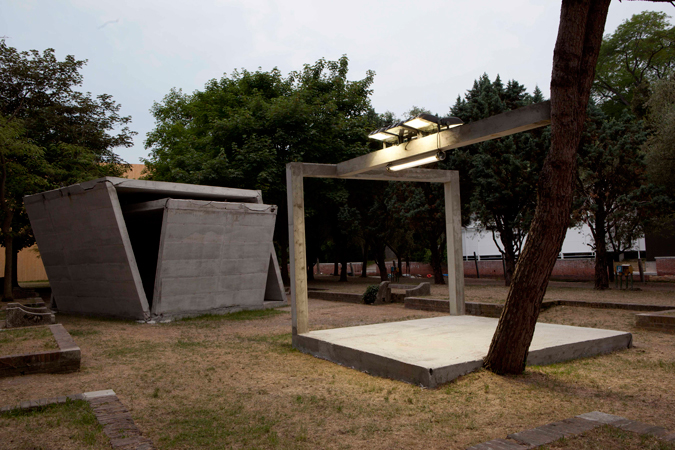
339, 254, 348, 282
361, 243, 368, 278
11, 242, 19, 288
374, 244, 388, 282
2, 215, 13, 301
279, 243, 290, 286
593, 201, 610, 289
429, 238, 445, 285
484, 0, 611, 375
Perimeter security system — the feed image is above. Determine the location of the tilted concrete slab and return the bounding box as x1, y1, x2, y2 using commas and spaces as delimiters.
295, 315, 632, 388
24, 178, 286, 320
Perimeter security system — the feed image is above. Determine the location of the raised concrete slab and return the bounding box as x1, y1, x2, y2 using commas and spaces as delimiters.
295, 316, 632, 388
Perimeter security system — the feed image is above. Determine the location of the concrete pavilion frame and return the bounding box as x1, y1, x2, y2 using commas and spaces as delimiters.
286, 101, 552, 342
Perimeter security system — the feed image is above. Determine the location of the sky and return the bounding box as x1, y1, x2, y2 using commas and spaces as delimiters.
2, 1, 674, 164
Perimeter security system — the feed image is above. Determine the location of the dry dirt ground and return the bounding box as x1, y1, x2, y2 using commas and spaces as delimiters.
0, 279, 674, 449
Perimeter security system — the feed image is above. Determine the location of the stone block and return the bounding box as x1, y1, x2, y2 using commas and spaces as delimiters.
5, 303, 55, 328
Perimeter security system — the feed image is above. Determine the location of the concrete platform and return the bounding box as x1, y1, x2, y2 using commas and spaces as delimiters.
294, 316, 632, 388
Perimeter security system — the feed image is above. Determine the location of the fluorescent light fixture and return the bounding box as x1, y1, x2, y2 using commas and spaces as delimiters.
368, 115, 464, 144
387, 151, 446, 171
369, 129, 398, 141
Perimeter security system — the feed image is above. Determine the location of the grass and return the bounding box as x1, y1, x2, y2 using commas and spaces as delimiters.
0, 281, 674, 449
176, 308, 285, 323
0, 326, 58, 356
542, 424, 675, 449
0, 399, 109, 449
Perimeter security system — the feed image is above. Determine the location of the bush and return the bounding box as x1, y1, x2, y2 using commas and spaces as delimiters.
363, 285, 379, 305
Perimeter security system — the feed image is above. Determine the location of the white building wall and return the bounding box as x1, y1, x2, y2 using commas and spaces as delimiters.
462, 223, 646, 259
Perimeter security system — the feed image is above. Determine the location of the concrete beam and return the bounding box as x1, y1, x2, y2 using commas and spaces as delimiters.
300, 163, 454, 183
286, 163, 309, 336
336, 101, 551, 177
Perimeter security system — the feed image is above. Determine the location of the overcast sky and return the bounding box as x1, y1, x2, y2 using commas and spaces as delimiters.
3, 1, 674, 163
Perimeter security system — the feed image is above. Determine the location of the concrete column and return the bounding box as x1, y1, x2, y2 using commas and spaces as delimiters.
444, 172, 465, 315
286, 163, 308, 336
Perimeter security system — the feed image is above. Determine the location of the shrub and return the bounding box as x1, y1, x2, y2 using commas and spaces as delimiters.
363, 285, 379, 305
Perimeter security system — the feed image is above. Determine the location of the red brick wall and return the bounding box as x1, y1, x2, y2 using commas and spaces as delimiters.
311, 258, 598, 280
656, 257, 675, 276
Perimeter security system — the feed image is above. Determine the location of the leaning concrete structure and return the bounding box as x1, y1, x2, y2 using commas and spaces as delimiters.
24, 178, 286, 320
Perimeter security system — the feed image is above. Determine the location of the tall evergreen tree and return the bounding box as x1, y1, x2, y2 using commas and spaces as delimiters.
450, 74, 549, 285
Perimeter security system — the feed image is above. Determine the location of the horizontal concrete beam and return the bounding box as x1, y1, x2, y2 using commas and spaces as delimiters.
336, 101, 551, 176
300, 163, 455, 183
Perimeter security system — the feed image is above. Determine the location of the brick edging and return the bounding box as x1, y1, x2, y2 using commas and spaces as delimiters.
0, 324, 80, 377
1, 390, 155, 450
467, 411, 675, 449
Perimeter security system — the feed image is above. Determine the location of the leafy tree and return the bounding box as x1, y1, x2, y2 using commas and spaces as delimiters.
451, 75, 549, 285
144, 57, 376, 283
644, 73, 675, 193
575, 104, 652, 289
0, 41, 133, 300
593, 11, 675, 117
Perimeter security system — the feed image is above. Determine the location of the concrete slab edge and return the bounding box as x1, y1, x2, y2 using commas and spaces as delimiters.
294, 334, 435, 387
1, 390, 156, 449
0, 324, 80, 377
467, 411, 675, 449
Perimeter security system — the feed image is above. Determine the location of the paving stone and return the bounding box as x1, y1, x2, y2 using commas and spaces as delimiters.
662, 432, 675, 442
466, 438, 532, 449
616, 420, 669, 437
576, 411, 627, 424
508, 427, 564, 447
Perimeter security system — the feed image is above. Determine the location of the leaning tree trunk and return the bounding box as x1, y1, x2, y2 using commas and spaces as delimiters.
593, 202, 610, 289
484, 0, 611, 375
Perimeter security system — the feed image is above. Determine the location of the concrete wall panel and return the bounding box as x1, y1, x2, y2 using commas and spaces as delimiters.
25, 181, 149, 319
151, 199, 278, 318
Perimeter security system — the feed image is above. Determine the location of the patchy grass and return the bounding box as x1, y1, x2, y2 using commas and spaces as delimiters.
0, 326, 58, 356
176, 309, 286, 323
0, 282, 674, 449
542, 424, 675, 449
0, 399, 109, 449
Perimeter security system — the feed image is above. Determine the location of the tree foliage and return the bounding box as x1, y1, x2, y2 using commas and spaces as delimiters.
450, 74, 549, 285
0, 40, 133, 299
144, 56, 376, 282
593, 11, 675, 117
644, 73, 675, 193
575, 104, 655, 289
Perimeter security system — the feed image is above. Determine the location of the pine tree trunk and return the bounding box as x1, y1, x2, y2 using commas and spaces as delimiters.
3, 234, 13, 301
333, 261, 339, 276
374, 245, 388, 282
429, 242, 445, 285
484, 0, 610, 375
361, 243, 368, 278
339, 255, 348, 282
280, 244, 290, 286
593, 202, 609, 289
11, 242, 19, 288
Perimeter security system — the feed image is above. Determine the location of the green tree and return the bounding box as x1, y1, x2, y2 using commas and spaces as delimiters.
451, 75, 549, 285
593, 11, 675, 117
575, 104, 653, 289
0, 41, 133, 300
644, 73, 675, 193
144, 57, 376, 283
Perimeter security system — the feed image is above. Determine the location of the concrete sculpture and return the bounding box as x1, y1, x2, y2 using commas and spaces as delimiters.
24, 177, 286, 320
